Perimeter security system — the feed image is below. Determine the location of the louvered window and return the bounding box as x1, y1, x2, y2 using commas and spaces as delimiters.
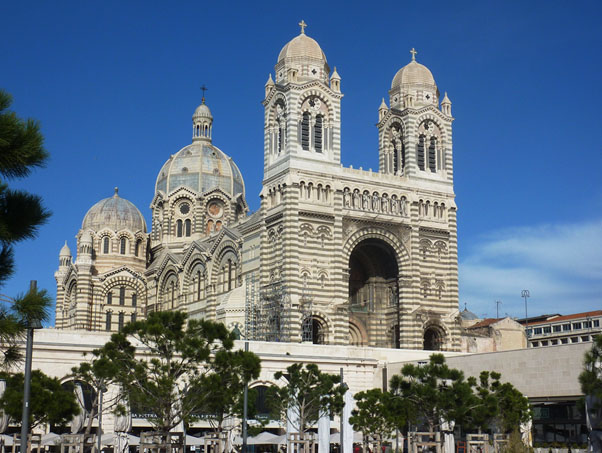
301, 113, 310, 150
429, 137, 437, 172
417, 135, 426, 170
119, 286, 125, 305
105, 312, 112, 331
106, 292, 112, 305
132, 293, 137, 307
185, 219, 191, 237
176, 220, 183, 237
314, 115, 323, 153
118, 312, 124, 331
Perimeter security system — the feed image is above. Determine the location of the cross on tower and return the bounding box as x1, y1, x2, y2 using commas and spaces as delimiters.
299, 20, 307, 34
410, 48, 417, 61
200, 85, 208, 103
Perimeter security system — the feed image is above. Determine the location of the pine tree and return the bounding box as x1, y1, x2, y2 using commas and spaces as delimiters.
0, 89, 52, 368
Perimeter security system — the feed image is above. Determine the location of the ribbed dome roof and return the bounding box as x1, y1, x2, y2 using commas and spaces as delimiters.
391, 60, 436, 89
193, 102, 212, 119
59, 241, 71, 257
460, 308, 479, 321
155, 143, 245, 198
82, 189, 146, 232
278, 33, 327, 63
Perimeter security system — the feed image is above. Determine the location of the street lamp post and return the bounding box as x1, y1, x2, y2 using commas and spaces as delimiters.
521, 290, 530, 344
20, 281, 42, 453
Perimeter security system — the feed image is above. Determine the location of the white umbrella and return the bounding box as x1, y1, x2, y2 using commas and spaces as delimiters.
41, 433, 61, 446
248, 432, 279, 445
185, 435, 203, 446
0, 434, 13, 446
101, 433, 140, 446
329, 432, 363, 444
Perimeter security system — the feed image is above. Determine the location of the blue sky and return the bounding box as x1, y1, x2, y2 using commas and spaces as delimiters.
2, 1, 601, 324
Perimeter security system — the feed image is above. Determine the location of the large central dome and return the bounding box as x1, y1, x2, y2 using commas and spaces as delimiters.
277, 33, 327, 63
155, 143, 245, 197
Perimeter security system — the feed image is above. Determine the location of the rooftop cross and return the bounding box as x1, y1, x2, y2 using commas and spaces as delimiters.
299, 20, 307, 34
410, 48, 417, 61
200, 85, 208, 104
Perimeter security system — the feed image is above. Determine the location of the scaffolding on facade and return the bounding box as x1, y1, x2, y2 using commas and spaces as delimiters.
244, 274, 291, 343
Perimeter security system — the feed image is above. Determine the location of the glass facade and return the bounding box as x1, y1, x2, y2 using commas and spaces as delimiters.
531, 402, 587, 444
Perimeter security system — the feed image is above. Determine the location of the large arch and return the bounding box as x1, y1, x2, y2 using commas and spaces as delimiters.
347, 236, 402, 348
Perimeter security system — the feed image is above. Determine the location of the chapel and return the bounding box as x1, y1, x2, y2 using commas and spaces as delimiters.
55, 23, 460, 351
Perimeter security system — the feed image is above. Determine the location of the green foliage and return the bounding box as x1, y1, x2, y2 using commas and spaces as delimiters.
579, 334, 602, 407
268, 363, 346, 435
195, 346, 261, 431
0, 370, 79, 428
389, 354, 530, 434
0, 89, 51, 369
501, 429, 532, 452
350, 388, 402, 443
467, 371, 531, 433
389, 353, 473, 431
0, 287, 52, 369
0, 89, 50, 286
93, 311, 260, 432
71, 348, 125, 435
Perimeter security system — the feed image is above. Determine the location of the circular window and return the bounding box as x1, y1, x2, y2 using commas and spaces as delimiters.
179, 203, 190, 215
207, 201, 223, 218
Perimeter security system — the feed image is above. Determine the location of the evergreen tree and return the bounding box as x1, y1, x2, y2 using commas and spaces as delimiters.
0, 370, 79, 429
580, 334, 602, 408
268, 363, 346, 436
0, 89, 51, 368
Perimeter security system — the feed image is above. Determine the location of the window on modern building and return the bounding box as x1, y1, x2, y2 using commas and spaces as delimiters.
185, 219, 191, 237
526, 328, 533, 338
106, 292, 112, 305
543, 326, 551, 334
584, 320, 592, 328
417, 135, 425, 171
103, 237, 110, 254
534, 327, 542, 335
532, 342, 539, 347
119, 286, 125, 306
573, 322, 582, 330
301, 112, 310, 151
571, 337, 579, 343
135, 239, 141, 257
561, 338, 568, 344
551, 339, 558, 345
562, 323, 571, 331
132, 293, 137, 307
120, 237, 127, 255
314, 114, 323, 153
176, 220, 183, 237
541, 340, 549, 346
582, 336, 590, 342
105, 312, 112, 331
428, 137, 437, 172
594, 320, 600, 327
118, 312, 124, 331
553, 325, 562, 332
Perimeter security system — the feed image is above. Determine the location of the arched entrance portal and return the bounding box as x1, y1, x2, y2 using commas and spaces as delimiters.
423, 326, 443, 351
348, 238, 399, 348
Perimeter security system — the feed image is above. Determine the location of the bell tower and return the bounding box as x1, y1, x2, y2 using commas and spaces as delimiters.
262, 21, 343, 180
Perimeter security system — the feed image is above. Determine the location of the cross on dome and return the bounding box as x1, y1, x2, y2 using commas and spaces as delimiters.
299, 20, 307, 34
200, 85, 208, 104
410, 48, 417, 61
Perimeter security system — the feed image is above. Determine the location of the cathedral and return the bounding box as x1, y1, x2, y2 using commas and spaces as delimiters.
54, 23, 460, 352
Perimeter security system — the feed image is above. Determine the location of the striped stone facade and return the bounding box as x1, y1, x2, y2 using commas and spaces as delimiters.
55, 28, 460, 351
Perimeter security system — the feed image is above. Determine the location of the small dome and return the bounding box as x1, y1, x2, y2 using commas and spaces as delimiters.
82, 188, 146, 232
155, 143, 245, 198
277, 33, 327, 63
460, 308, 479, 321
80, 231, 93, 244
59, 241, 71, 257
391, 60, 436, 90
193, 102, 212, 119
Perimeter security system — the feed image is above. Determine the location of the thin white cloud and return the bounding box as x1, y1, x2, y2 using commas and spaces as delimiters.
459, 220, 602, 318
